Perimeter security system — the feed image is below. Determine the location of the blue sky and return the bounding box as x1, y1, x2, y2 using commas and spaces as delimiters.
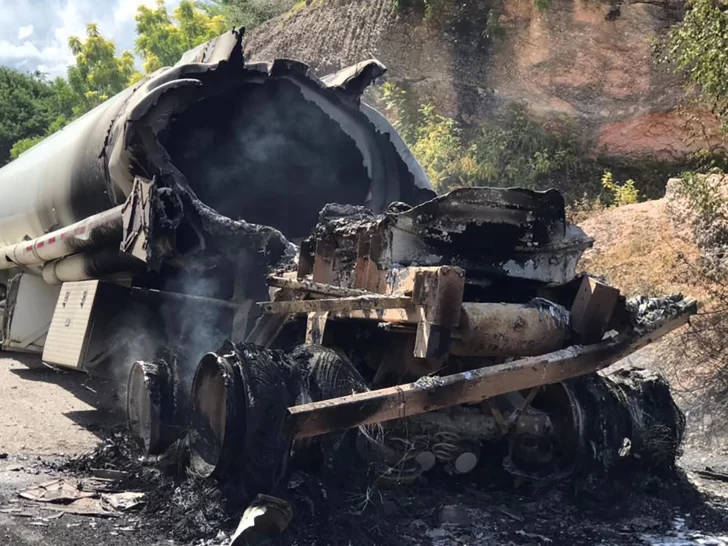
0, 0, 181, 78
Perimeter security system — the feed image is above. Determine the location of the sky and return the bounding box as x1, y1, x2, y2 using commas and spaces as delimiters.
0, 0, 181, 78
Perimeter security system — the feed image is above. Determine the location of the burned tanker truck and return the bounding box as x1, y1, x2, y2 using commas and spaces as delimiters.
0, 29, 696, 494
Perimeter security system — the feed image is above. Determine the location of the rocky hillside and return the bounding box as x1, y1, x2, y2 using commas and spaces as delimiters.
245, 0, 723, 160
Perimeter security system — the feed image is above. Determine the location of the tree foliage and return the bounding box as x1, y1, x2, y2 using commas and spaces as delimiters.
665, 0, 728, 129
0, 68, 75, 165
601, 171, 639, 207
68, 23, 139, 115
2, 0, 228, 165
382, 83, 597, 194
135, 0, 228, 73
10, 135, 45, 160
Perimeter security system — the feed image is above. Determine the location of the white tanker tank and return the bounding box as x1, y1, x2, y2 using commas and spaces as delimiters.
0, 28, 433, 365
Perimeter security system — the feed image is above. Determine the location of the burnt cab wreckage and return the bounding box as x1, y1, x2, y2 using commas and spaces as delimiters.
0, 29, 694, 495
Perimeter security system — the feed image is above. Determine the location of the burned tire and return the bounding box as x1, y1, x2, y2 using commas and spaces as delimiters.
234, 344, 296, 495
189, 343, 295, 497
505, 368, 685, 481
288, 345, 372, 475
290, 344, 369, 402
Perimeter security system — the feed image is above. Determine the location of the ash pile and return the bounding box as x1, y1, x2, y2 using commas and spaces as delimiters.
118, 186, 696, 543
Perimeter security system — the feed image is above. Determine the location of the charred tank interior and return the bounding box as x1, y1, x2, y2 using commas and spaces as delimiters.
124, 67, 435, 344
163, 78, 395, 241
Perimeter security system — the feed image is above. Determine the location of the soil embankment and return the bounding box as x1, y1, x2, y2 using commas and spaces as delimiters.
246, 0, 723, 159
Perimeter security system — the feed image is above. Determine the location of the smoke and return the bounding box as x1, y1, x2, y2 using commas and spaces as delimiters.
99, 303, 164, 411
158, 271, 236, 418
166, 78, 373, 240
115, 75, 383, 430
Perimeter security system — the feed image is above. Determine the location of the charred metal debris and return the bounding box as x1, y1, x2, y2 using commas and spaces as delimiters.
52, 25, 697, 539
123, 179, 696, 524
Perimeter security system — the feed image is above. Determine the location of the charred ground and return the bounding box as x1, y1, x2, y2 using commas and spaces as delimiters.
6, 421, 728, 546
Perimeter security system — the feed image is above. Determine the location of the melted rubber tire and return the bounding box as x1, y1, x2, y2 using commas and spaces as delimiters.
232, 344, 296, 497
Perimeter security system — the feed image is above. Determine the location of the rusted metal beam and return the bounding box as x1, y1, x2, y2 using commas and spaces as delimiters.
312, 240, 335, 284
245, 288, 294, 347
259, 295, 412, 315
412, 266, 465, 358
267, 276, 373, 298
305, 311, 329, 345
411, 267, 465, 328
570, 276, 621, 343
285, 300, 696, 439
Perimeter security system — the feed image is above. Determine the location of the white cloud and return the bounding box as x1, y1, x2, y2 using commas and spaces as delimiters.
17, 25, 33, 39
0, 0, 183, 77
113, 0, 158, 24
0, 41, 41, 60
54, 1, 87, 46
0, 39, 75, 77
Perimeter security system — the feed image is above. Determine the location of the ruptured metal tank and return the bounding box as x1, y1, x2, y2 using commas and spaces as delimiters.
0, 28, 433, 250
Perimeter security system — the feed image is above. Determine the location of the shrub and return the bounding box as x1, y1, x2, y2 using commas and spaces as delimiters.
602, 170, 639, 207
675, 169, 727, 218
663, 0, 728, 132
379, 82, 728, 214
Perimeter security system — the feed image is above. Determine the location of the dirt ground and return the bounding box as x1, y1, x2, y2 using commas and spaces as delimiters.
0, 356, 113, 456
0, 355, 168, 545
2, 353, 728, 546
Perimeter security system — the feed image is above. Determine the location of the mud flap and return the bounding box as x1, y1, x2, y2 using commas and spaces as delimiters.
3, 272, 61, 354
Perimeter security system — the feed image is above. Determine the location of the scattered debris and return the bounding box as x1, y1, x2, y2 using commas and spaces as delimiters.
44, 512, 65, 521
414, 376, 445, 389
91, 469, 132, 481
436, 505, 472, 526
627, 294, 688, 328
18, 478, 145, 518
516, 529, 554, 543
102, 492, 146, 512
230, 495, 293, 546
696, 468, 728, 483
19, 479, 96, 504
496, 505, 525, 522
41, 497, 118, 518
0, 508, 33, 517
624, 516, 661, 532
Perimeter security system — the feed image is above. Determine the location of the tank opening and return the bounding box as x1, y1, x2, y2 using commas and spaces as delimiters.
163, 78, 373, 240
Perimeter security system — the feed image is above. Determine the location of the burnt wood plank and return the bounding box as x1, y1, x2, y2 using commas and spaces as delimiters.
285, 303, 695, 439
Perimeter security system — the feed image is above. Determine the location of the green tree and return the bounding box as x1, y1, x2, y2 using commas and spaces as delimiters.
601, 170, 639, 207
665, 0, 728, 130
380, 84, 600, 195
67, 23, 139, 116
410, 104, 467, 189
135, 0, 228, 73
9, 135, 45, 160
382, 83, 469, 189
0, 68, 72, 165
